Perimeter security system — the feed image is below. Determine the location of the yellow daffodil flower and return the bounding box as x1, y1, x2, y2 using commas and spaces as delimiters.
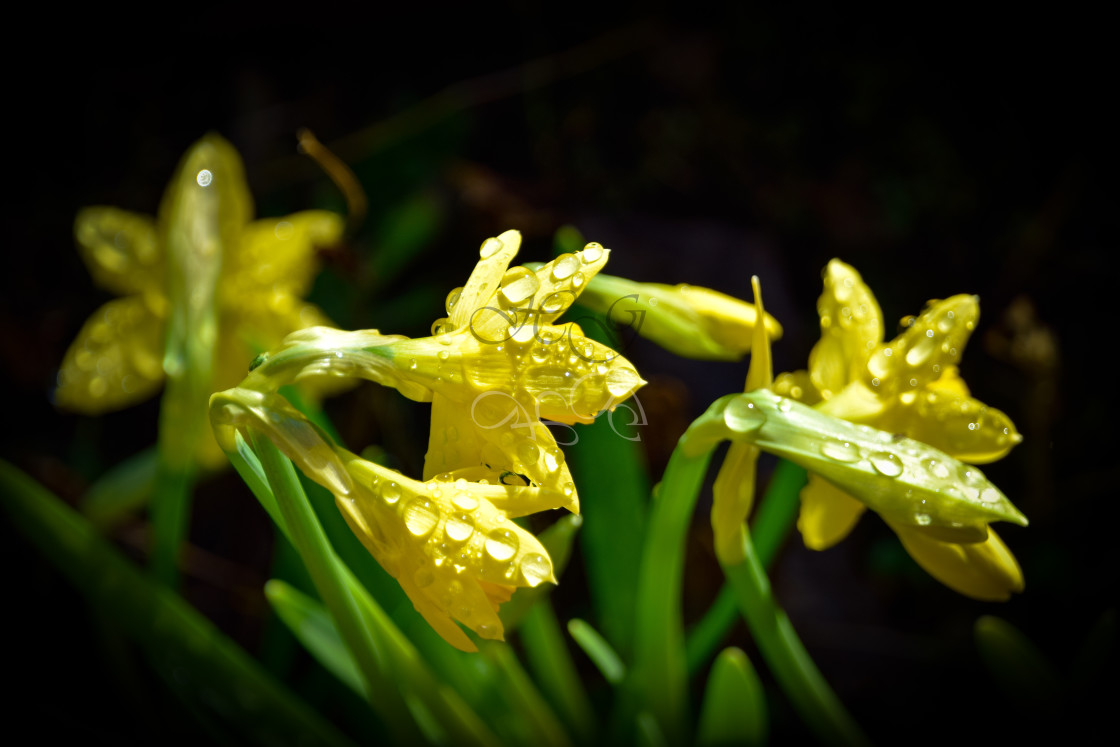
574, 272, 783, 360
210, 387, 555, 652
773, 259, 1025, 600
244, 230, 646, 514
56, 133, 343, 467
213, 230, 645, 648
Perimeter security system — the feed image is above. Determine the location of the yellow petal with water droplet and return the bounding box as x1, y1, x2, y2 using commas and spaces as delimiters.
56, 296, 166, 414
450, 229, 521, 334
878, 388, 1021, 464
530, 241, 612, 325
797, 474, 866, 550
74, 207, 162, 296
890, 522, 1024, 601
809, 259, 883, 396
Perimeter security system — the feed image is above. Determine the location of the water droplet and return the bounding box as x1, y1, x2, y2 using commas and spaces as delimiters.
520, 553, 552, 587
518, 440, 540, 465
531, 345, 550, 363
480, 237, 504, 258
485, 529, 519, 561
196, 169, 213, 187
452, 492, 478, 511
581, 242, 604, 262
978, 487, 1001, 503
821, 441, 860, 462
724, 398, 766, 433
403, 498, 439, 537
541, 292, 566, 314
414, 569, 435, 588
869, 451, 904, 477
438, 350, 450, 362
562, 482, 575, 497
445, 287, 463, 313
924, 458, 951, 480
500, 270, 540, 305
543, 447, 563, 473
905, 332, 938, 366
445, 513, 475, 542
510, 324, 536, 344
778, 400, 792, 413
409, 358, 418, 370
551, 253, 579, 280
915, 512, 932, 526
571, 271, 585, 288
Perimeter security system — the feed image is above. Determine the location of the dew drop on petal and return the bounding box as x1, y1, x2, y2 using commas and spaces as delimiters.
403, 498, 439, 537
915, 512, 932, 526
382, 481, 402, 504
724, 398, 766, 433
924, 458, 951, 480
445, 513, 475, 542
452, 492, 478, 511
581, 242, 604, 262
869, 452, 904, 477
519, 553, 552, 587
551, 253, 579, 280
485, 529, 519, 561
543, 447, 562, 473
480, 237, 504, 258
446, 287, 463, 313
518, 440, 540, 465
821, 441, 860, 463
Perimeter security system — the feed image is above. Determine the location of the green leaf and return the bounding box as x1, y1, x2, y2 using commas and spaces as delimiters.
81, 445, 158, 529
697, 647, 768, 747
974, 615, 1061, 716
369, 191, 444, 292
569, 618, 626, 685
521, 600, 596, 743
265, 579, 367, 698
0, 459, 355, 747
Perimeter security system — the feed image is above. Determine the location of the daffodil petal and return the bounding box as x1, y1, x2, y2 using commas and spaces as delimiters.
449, 229, 521, 334
772, 370, 821, 405
434, 391, 580, 514
744, 276, 772, 392
879, 388, 1022, 464
223, 210, 344, 304
530, 242, 611, 326
927, 365, 969, 397
711, 441, 757, 562
864, 294, 979, 396
56, 296, 166, 414
74, 208, 162, 297
890, 522, 1024, 601
797, 474, 866, 550
809, 259, 883, 398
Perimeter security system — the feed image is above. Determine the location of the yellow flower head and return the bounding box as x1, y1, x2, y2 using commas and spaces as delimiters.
213, 230, 646, 648
574, 272, 783, 361
381, 230, 646, 512
211, 388, 554, 652
56, 133, 343, 467
774, 259, 1026, 600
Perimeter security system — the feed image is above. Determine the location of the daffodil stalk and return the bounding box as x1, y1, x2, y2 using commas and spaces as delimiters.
56, 133, 344, 585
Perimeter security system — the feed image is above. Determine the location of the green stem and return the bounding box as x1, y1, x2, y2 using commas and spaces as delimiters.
722, 531, 869, 746
629, 446, 715, 745
251, 433, 422, 744
686, 460, 806, 672
149, 462, 195, 587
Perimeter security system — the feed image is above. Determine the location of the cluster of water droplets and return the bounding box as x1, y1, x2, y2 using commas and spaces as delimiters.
359, 470, 556, 595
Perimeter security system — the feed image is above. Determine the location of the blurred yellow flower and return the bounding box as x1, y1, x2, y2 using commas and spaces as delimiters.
774, 259, 1025, 600
56, 133, 343, 467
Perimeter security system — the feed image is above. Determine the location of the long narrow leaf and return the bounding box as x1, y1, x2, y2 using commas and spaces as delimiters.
0, 459, 355, 747
696, 647, 767, 747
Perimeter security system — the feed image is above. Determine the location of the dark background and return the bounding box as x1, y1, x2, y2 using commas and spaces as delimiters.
3, 4, 1113, 744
